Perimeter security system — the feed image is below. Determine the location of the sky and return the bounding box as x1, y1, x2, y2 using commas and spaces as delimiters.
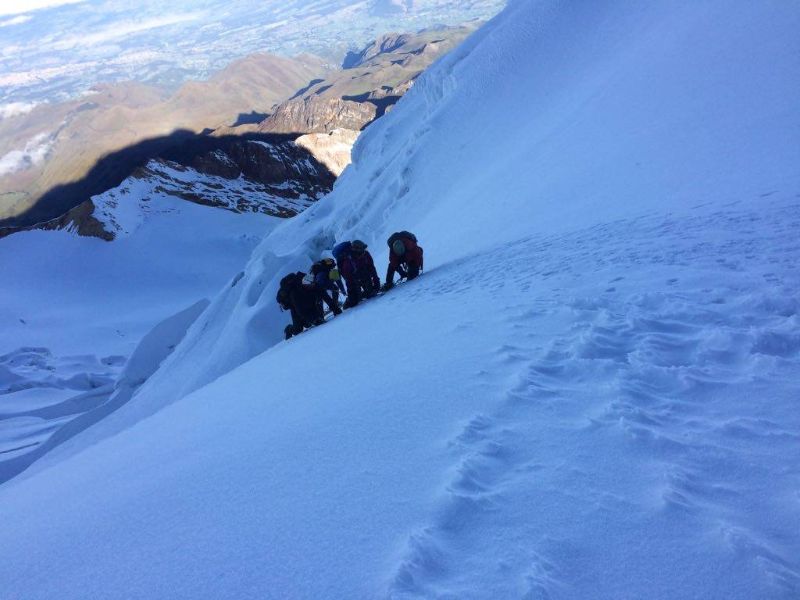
0, 0, 88, 17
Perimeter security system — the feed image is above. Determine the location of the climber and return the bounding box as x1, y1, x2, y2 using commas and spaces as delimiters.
276, 271, 341, 340
382, 231, 424, 291
332, 239, 381, 308
311, 257, 346, 311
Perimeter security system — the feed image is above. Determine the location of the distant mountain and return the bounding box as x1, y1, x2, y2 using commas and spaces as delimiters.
342, 32, 417, 68
254, 97, 378, 135
1, 132, 348, 240
0, 54, 329, 227
0, 25, 475, 231
256, 25, 475, 135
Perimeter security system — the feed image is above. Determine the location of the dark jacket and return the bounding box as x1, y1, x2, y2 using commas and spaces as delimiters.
278, 272, 337, 324
339, 250, 380, 292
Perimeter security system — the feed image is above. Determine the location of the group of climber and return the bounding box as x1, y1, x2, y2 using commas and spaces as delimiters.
276, 231, 424, 340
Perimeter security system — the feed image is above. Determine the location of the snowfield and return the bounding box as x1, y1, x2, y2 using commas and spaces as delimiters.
0, 185, 277, 482
1, 1, 799, 598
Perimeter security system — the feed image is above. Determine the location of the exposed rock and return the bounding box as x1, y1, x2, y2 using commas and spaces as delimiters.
258, 97, 377, 134
258, 26, 474, 137
344, 32, 412, 68
227, 139, 336, 194
295, 129, 360, 176
1, 135, 340, 241
189, 149, 241, 179
0, 199, 113, 241
0, 52, 329, 228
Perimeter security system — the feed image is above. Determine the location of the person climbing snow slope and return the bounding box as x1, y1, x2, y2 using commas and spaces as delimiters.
333, 240, 381, 308
311, 258, 346, 311
383, 231, 424, 291
276, 272, 341, 340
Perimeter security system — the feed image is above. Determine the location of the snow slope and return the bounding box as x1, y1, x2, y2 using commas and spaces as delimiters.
0, 193, 271, 361
1, 1, 799, 598
0, 177, 278, 481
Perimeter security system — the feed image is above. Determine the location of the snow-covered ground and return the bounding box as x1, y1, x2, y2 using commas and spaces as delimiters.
0, 194, 271, 360
6, 200, 799, 599
0, 182, 277, 481
1, 1, 798, 598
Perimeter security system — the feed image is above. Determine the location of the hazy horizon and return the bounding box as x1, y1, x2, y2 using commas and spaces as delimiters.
0, 0, 506, 110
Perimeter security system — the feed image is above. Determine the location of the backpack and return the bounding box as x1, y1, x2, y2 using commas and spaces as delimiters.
276, 272, 303, 309
387, 231, 417, 247
311, 258, 335, 276
332, 241, 352, 262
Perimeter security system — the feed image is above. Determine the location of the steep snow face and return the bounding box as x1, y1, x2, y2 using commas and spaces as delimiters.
4, 198, 800, 600
129, 0, 799, 410
1, 1, 799, 598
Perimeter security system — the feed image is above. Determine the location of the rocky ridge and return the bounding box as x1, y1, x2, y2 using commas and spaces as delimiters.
0, 54, 329, 227
257, 97, 376, 135
255, 26, 474, 134
1, 136, 338, 240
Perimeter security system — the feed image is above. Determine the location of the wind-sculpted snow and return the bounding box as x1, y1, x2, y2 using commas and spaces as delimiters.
0, 177, 279, 481
1, 0, 799, 597
0, 300, 207, 483
388, 203, 800, 597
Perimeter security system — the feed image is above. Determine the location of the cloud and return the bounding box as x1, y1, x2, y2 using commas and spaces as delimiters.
0, 63, 87, 87
0, 0, 88, 18
50, 13, 205, 50
0, 102, 39, 119
0, 134, 53, 177
0, 15, 32, 27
